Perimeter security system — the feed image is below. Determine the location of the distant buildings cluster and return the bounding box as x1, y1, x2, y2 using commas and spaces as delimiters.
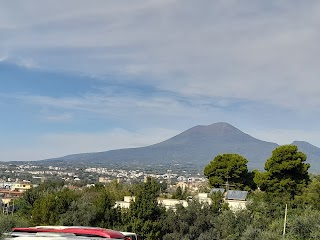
0, 180, 33, 214
115, 189, 248, 212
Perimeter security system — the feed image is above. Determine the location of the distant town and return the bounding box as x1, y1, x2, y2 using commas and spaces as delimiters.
0, 162, 205, 186
0, 161, 209, 213
0, 160, 251, 218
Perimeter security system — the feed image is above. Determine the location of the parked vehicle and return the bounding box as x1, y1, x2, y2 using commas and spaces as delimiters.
4, 231, 119, 239
11, 226, 130, 239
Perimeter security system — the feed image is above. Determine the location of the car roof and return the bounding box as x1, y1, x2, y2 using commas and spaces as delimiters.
12, 226, 125, 239
6, 231, 121, 240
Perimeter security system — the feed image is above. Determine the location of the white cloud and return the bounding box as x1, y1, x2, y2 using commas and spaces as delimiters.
0, 1, 318, 111
16, 57, 38, 69
6, 91, 223, 122
0, 56, 8, 61
42, 112, 73, 122
1, 0, 320, 161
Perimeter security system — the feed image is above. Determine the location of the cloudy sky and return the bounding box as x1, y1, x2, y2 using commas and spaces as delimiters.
1, 0, 320, 161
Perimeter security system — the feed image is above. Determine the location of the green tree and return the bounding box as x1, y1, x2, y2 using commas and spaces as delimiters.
285, 209, 320, 240
31, 188, 79, 225
243, 208, 320, 240
161, 194, 228, 240
172, 186, 188, 200
16, 180, 64, 217
104, 180, 132, 201
0, 215, 29, 239
295, 175, 320, 210
59, 193, 98, 227
127, 177, 165, 239
93, 185, 120, 228
254, 145, 310, 197
30, 185, 115, 227
204, 153, 250, 189
162, 200, 213, 239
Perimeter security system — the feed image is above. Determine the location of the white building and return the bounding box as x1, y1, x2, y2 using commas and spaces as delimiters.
158, 198, 188, 210
225, 190, 248, 211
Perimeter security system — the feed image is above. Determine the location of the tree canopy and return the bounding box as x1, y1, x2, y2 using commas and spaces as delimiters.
126, 177, 165, 239
204, 153, 250, 189
254, 145, 310, 197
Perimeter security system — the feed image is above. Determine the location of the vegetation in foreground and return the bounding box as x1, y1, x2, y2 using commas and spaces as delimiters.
1, 145, 320, 240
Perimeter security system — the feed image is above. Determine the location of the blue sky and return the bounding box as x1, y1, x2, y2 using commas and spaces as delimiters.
1, 0, 320, 161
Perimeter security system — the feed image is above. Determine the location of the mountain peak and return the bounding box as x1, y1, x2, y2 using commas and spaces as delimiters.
158, 122, 256, 148
187, 122, 245, 137
209, 122, 235, 127
207, 122, 241, 131
292, 141, 315, 147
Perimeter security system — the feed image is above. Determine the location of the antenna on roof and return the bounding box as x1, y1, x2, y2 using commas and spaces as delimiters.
220, 168, 235, 199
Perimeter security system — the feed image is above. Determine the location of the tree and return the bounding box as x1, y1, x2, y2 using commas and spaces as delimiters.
284, 209, 320, 240
295, 176, 320, 210
0, 215, 29, 239
254, 145, 310, 197
93, 186, 120, 228
59, 194, 98, 227
104, 180, 132, 201
172, 186, 188, 200
127, 177, 165, 239
204, 153, 250, 189
31, 188, 79, 225
162, 199, 220, 240
16, 180, 65, 217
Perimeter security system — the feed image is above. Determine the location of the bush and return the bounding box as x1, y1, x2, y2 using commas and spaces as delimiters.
0, 215, 29, 239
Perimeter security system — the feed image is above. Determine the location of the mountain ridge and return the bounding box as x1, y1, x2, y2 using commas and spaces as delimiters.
36, 122, 320, 172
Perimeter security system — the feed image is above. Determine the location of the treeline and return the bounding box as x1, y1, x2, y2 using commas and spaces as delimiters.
2, 177, 320, 239
1, 145, 320, 239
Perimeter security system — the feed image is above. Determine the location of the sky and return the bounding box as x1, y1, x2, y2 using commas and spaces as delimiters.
1, 0, 320, 161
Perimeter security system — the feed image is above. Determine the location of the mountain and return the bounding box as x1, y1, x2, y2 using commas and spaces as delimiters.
291, 141, 320, 172
38, 122, 320, 172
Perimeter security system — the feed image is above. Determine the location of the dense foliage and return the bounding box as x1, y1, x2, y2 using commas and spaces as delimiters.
204, 153, 253, 190
125, 177, 165, 239
3, 179, 320, 240
254, 145, 310, 197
